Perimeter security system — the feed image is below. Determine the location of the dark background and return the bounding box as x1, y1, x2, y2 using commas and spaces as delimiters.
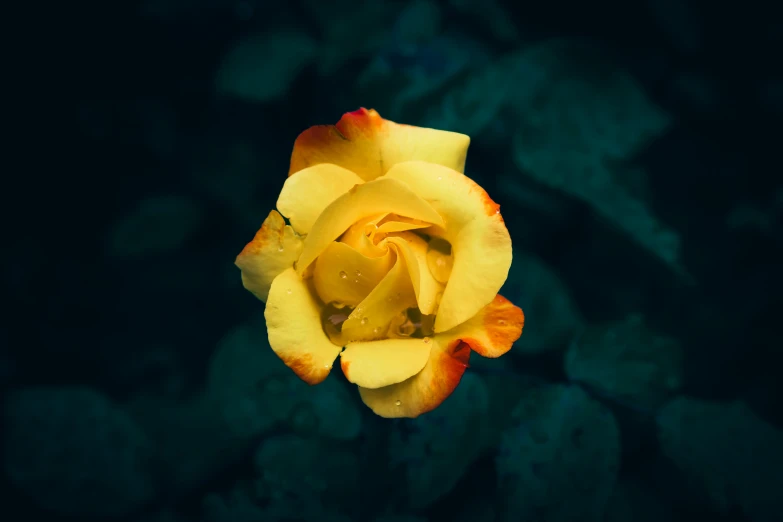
3, 1, 781, 521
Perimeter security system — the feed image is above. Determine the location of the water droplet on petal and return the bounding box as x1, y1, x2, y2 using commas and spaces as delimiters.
395, 400, 402, 406
437, 176, 443, 181
360, 317, 369, 325
339, 271, 347, 279
355, 270, 362, 277
373, 327, 381, 334
286, 288, 292, 294
426, 237, 453, 283
423, 337, 431, 344
498, 319, 506, 325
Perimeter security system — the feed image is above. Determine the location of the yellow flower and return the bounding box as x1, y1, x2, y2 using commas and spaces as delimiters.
235, 108, 524, 418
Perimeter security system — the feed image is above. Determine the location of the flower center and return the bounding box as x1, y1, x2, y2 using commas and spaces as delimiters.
317, 213, 446, 345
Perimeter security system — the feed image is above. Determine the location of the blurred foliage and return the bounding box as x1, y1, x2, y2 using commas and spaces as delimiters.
3, 0, 782, 521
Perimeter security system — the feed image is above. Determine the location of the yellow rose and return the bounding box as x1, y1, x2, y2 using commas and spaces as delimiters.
236, 108, 524, 418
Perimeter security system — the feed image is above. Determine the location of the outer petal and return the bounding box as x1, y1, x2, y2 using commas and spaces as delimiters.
276, 163, 365, 234
355, 295, 522, 418
296, 177, 444, 275
235, 210, 303, 302
442, 294, 524, 358
358, 338, 470, 418
340, 337, 431, 389
385, 233, 444, 316
384, 161, 512, 332
289, 108, 471, 181
264, 268, 342, 385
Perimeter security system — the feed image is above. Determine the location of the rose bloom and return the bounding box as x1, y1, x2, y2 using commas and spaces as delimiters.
236, 108, 524, 418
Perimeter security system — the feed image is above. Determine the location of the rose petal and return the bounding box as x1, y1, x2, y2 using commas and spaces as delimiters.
277, 163, 365, 234
265, 268, 343, 385
384, 161, 512, 332
358, 338, 471, 418
376, 219, 430, 234
296, 177, 444, 276
385, 233, 444, 316
340, 337, 432, 389
313, 241, 395, 308
354, 295, 521, 418
443, 294, 524, 358
340, 244, 417, 343
289, 108, 471, 181
235, 210, 303, 301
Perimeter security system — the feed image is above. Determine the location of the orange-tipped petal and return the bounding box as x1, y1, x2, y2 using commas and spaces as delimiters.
289, 108, 470, 181
358, 338, 471, 418
444, 294, 524, 358
356, 294, 522, 418
341, 337, 432, 389
265, 268, 342, 385
235, 210, 303, 302
384, 161, 512, 332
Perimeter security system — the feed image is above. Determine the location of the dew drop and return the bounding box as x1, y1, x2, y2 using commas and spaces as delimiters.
355, 270, 362, 277
354, 279, 359, 283
498, 319, 506, 325
286, 288, 292, 294
437, 176, 443, 181
339, 271, 347, 279
360, 317, 369, 325
423, 337, 431, 343
372, 327, 381, 334
277, 245, 284, 252
395, 400, 402, 406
